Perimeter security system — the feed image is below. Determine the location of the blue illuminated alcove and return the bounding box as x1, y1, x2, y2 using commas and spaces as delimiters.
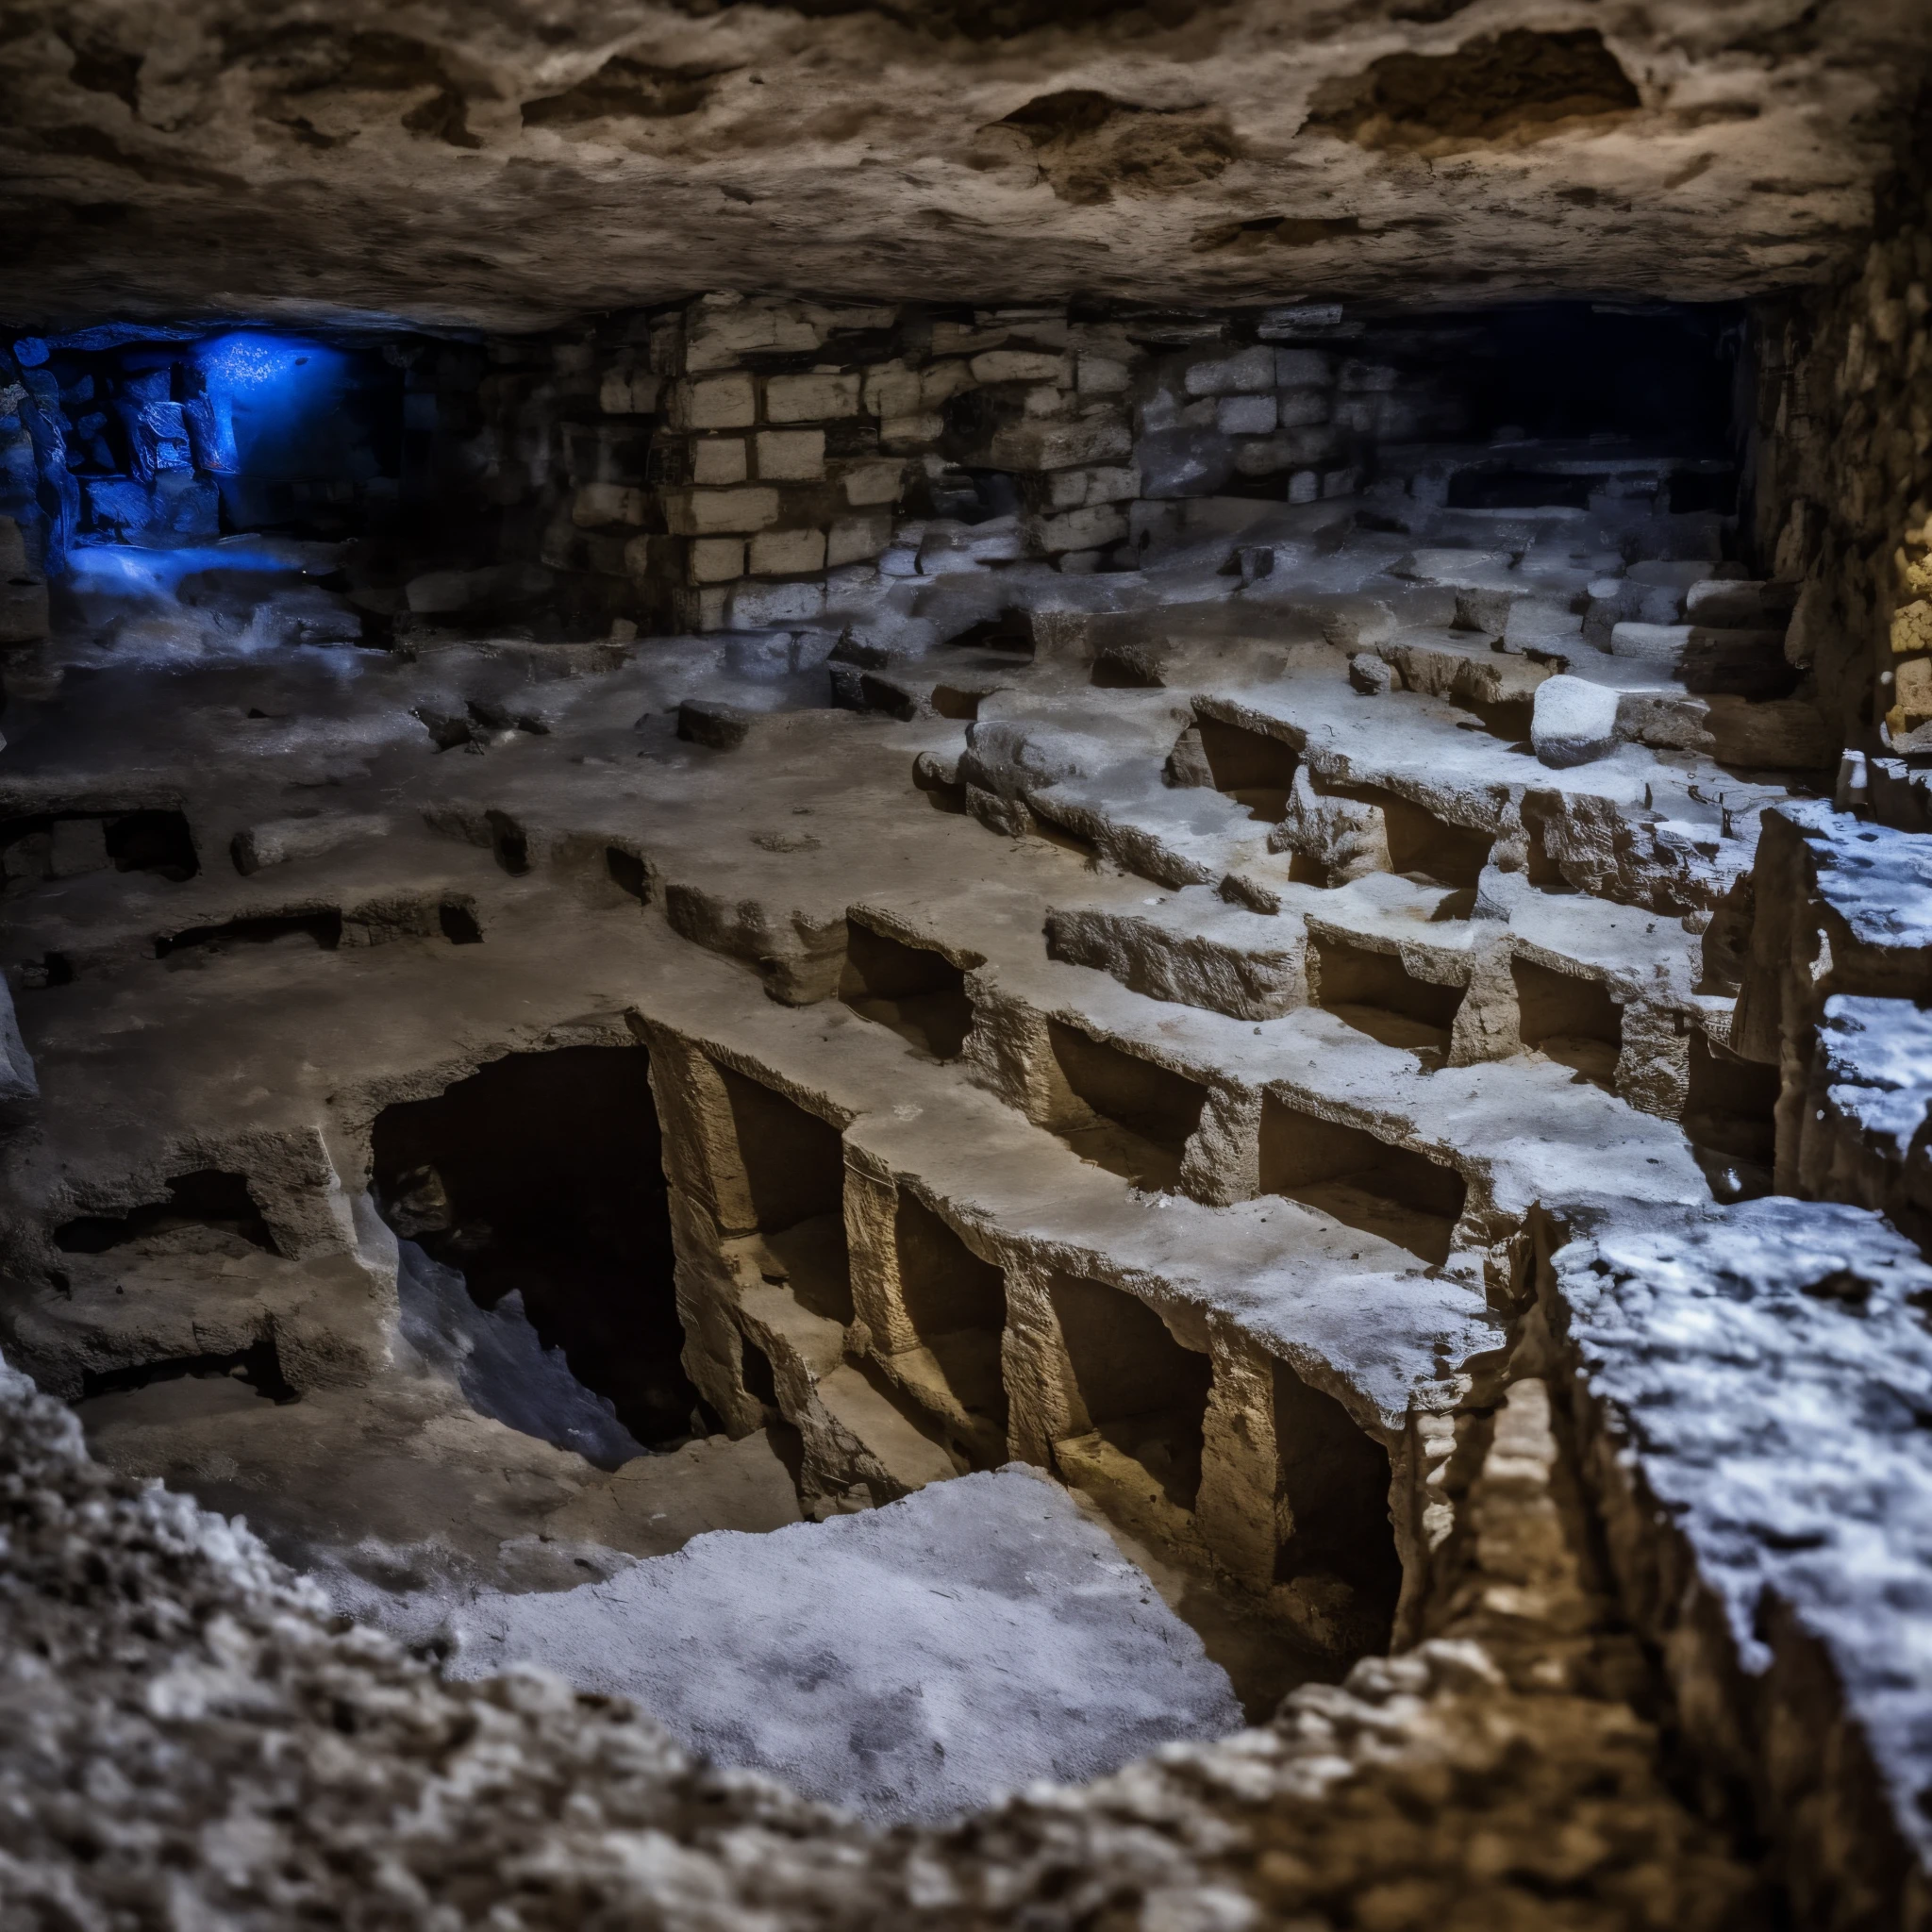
16, 323, 404, 561
191, 332, 387, 528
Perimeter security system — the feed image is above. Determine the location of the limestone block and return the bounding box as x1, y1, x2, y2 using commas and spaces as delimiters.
827, 514, 891, 567
765, 372, 861, 423
572, 483, 647, 528
749, 526, 827, 576
1086, 464, 1141, 504
1216, 393, 1276, 436
689, 538, 746, 584
1532, 675, 1621, 768
1894, 654, 1932, 726
684, 294, 824, 373
1038, 470, 1088, 512
921, 360, 974, 407
756, 430, 826, 481
1704, 696, 1834, 770
1685, 578, 1798, 628
598, 365, 660, 415
730, 578, 827, 627
880, 412, 944, 448
1183, 345, 1274, 396
931, 320, 1009, 357
693, 439, 748, 486
231, 813, 390, 874
1025, 504, 1127, 555
1289, 470, 1320, 504
672, 373, 758, 431
1276, 387, 1331, 429
987, 410, 1130, 473
663, 488, 781, 536
970, 351, 1070, 386
675, 699, 755, 751
919, 518, 1024, 572
864, 363, 923, 419
843, 460, 905, 507
1274, 348, 1334, 386
1077, 354, 1131, 394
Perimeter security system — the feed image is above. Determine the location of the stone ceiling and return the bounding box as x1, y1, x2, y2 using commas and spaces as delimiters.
2, 0, 1930, 333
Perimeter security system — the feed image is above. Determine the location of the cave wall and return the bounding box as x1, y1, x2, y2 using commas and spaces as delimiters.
1745, 102, 1932, 800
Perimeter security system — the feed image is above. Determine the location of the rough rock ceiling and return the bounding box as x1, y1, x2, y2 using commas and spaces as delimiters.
2, 0, 1929, 332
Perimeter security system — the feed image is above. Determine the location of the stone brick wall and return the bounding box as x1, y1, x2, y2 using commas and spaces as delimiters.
520, 295, 1479, 637
1744, 105, 1932, 803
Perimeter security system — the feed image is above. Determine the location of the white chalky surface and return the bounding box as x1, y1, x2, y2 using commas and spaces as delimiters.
436, 1465, 1242, 1824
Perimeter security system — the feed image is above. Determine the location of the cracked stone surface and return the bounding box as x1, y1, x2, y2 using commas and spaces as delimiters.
2, 1, 1931, 328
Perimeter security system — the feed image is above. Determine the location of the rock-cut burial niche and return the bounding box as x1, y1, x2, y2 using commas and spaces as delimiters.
838, 921, 977, 1061
1684, 1031, 1778, 1200
1309, 934, 1466, 1068
1336, 784, 1493, 892
57, 1167, 278, 1257
1511, 956, 1622, 1091
1, 808, 200, 885
1191, 718, 1300, 824
1047, 1021, 1208, 1192
713, 1063, 854, 1326
1049, 1272, 1212, 1548
1273, 1359, 1403, 1653
372, 1044, 699, 1445
885, 1191, 1008, 1470
1259, 1097, 1466, 1267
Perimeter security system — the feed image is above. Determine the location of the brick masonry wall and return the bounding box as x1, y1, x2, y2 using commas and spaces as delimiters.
1744, 106, 1932, 805
515, 295, 1472, 637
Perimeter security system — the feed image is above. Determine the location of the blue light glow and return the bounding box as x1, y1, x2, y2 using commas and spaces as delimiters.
194, 332, 328, 391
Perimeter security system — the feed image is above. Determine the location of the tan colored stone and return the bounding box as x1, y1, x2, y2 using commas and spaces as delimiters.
749, 526, 828, 575
756, 430, 826, 482
689, 537, 746, 584
572, 483, 647, 528
663, 487, 781, 535
842, 460, 904, 508
765, 373, 861, 423
673, 373, 758, 431
692, 439, 748, 486
970, 350, 1069, 386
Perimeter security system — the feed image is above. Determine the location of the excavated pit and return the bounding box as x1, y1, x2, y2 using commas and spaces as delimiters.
7, 55, 1932, 1901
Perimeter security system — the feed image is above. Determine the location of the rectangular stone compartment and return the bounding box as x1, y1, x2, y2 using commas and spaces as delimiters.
1357, 785, 1492, 890
1686, 1031, 1778, 1171
1309, 935, 1465, 1065
1047, 1021, 1208, 1191
1512, 957, 1622, 1091
715, 1064, 852, 1324
1273, 1358, 1402, 1649
839, 922, 975, 1061
1258, 1096, 1465, 1265
886, 1193, 1008, 1468
1049, 1273, 1213, 1541
1197, 718, 1299, 824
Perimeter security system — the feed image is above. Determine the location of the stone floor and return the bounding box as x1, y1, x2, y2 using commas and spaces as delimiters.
0, 437, 1926, 1914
